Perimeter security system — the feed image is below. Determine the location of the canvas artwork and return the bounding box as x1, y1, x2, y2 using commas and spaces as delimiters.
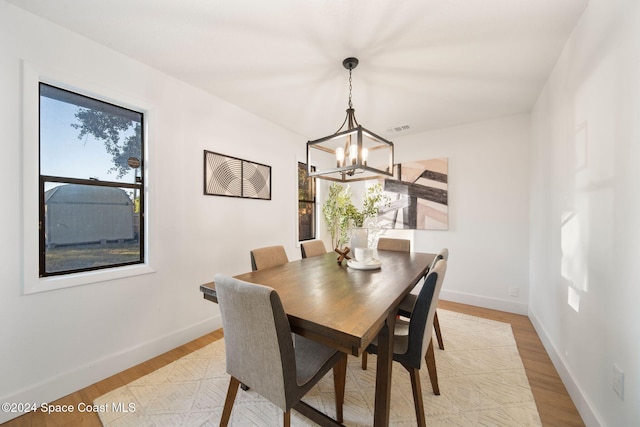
204, 151, 271, 200
378, 157, 448, 230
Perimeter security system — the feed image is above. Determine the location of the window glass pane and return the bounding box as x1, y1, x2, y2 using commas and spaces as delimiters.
40, 83, 142, 183
298, 201, 315, 241
298, 163, 315, 201
39, 83, 144, 277
298, 162, 316, 241
43, 182, 141, 274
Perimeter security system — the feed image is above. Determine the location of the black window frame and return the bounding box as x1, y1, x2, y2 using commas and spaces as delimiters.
38, 83, 145, 277
298, 162, 316, 242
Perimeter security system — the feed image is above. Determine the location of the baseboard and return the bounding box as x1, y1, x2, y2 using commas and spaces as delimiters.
440, 289, 529, 315
527, 308, 603, 427
0, 315, 222, 424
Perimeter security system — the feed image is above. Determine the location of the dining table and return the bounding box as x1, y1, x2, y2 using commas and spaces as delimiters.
200, 249, 435, 427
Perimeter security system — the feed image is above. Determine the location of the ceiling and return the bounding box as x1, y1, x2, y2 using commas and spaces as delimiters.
8, 0, 589, 140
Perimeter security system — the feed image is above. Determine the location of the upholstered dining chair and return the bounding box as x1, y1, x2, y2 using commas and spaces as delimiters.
250, 245, 289, 271
361, 238, 414, 370
215, 274, 348, 426
300, 240, 327, 258
399, 248, 449, 350
248, 246, 292, 392
363, 239, 445, 370
364, 260, 447, 427
377, 237, 411, 252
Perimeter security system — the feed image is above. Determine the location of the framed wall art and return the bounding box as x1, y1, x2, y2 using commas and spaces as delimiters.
204, 150, 271, 200
377, 157, 448, 230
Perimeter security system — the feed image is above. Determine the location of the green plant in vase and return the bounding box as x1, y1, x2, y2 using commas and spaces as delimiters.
355, 183, 391, 227
322, 183, 353, 251
323, 182, 391, 252
347, 183, 391, 250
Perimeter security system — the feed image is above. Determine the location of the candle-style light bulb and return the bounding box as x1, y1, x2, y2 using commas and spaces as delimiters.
349, 144, 358, 165
335, 147, 345, 167
362, 147, 368, 166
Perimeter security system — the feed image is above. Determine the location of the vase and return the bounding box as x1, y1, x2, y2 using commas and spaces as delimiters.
350, 227, 369, 250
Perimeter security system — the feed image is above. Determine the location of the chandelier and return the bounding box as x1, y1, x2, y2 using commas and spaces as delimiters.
306, 57, 394, 182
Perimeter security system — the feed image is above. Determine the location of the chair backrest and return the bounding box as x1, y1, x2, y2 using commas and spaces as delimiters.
405, 259, 447, 367
377, 238, 410, 252
214, 274, 297, 411
428, 247, 449, 271
300, 240, 327, 258
250, 245, 289, 271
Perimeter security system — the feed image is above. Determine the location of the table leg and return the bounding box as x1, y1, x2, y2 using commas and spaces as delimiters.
373, 311, 397, 427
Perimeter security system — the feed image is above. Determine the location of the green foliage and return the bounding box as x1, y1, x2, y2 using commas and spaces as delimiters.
322, 182, 391, 249
322, 183, 353, 249
354, 183, 391, 227
71, 109, 141, 178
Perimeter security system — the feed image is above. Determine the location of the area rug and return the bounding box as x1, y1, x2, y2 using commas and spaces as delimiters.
95, 310, 541, 426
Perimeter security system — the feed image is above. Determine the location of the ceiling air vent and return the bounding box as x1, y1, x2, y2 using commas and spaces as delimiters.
387, 124, 411, 133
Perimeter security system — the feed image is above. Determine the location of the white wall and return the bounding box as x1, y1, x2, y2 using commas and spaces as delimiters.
529, 0, 640, 425
0, 2, 304, 423
390, 115, 532, 314
316, 116, 531, 315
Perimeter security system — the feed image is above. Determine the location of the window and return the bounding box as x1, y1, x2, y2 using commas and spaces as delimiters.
298, 162, 316, 241
39, 83, 144, 277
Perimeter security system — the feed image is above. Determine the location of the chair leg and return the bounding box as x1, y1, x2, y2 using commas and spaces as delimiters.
283, 410, 291, 427
333, 353, 347, 423
361, 350, 368, 370
220, 376, 240, 427
407, 365, 427, 427
425, 338, 440, 395
434, 310, 444, 350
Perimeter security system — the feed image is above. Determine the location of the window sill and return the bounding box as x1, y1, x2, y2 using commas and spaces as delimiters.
23, 264, 156, 295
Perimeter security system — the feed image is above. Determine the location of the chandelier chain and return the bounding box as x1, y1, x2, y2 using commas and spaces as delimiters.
348, 69, 353, 109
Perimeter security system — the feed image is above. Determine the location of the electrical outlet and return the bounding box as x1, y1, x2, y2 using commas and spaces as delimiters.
509, 287, 519, 297
613, 365, 624, 400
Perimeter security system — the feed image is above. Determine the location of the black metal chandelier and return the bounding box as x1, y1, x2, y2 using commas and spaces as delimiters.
306, 57, 394, 182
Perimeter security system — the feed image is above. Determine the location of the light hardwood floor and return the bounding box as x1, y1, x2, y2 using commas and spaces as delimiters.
3, 301, 584, 426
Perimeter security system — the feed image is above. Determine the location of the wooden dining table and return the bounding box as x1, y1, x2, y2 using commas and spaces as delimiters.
200, 249, 434, 427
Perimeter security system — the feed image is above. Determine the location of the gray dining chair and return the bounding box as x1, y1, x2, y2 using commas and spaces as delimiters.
248, 245, 294, 390
399, 248, 449, 350
300, 240, 327, 258
215, 274, 348, 426
362, 240, 446, 369
364, 259, 447, 427
250, 245, 289, 271
360, 237, 413, 369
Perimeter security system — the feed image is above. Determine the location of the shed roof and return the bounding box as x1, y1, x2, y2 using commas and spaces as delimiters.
45, 184, 131, 205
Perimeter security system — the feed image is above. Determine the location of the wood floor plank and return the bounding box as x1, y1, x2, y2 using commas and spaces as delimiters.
2, 305, 583, 426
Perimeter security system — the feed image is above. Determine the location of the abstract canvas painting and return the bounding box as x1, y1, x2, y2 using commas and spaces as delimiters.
204, 151, 271, 200
378, 157, 448, 230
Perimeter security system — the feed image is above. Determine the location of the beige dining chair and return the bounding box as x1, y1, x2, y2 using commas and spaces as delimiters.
399, 248, 449, 350
377, 237, 411, 252
300, 240, 327, 258
250, 245, 289, 271
364, 260, 447, 427
215, 274, 347, 426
